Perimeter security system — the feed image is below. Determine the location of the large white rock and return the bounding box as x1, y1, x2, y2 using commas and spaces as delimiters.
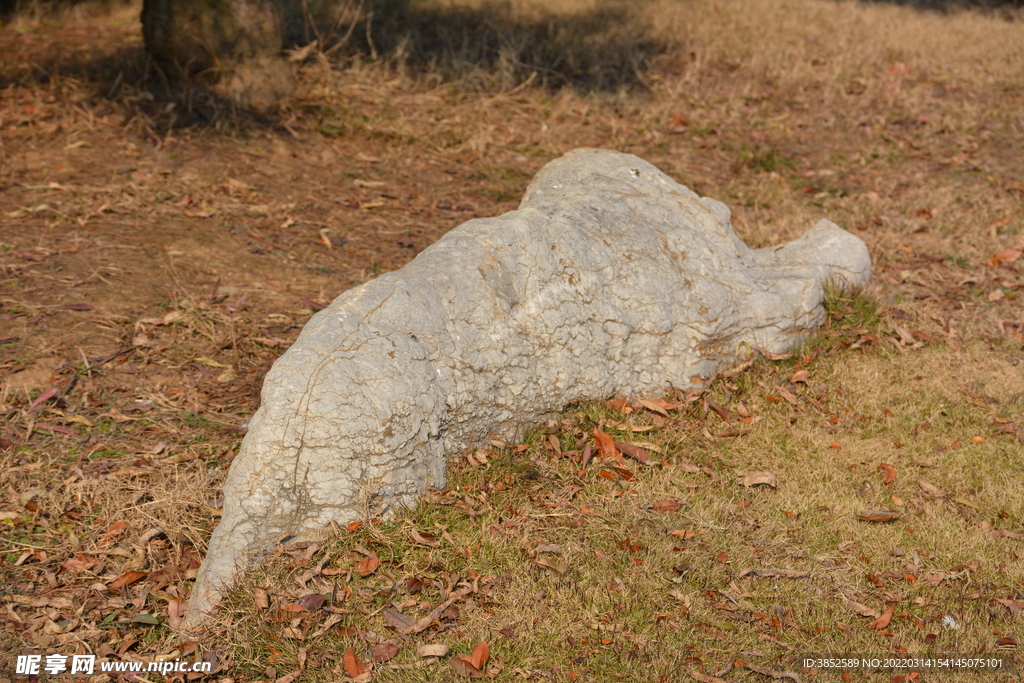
183, 148, 870, 627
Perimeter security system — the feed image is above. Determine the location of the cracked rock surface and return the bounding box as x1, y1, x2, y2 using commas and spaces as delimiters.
183, 148, 870, 627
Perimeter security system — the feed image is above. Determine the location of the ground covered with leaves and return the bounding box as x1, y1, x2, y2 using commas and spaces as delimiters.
1, 0, 1023, 681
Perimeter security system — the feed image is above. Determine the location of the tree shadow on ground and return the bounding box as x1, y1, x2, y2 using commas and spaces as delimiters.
848, 0, 1022, 12
327, 0, 667, 93
2, 0, 666, 132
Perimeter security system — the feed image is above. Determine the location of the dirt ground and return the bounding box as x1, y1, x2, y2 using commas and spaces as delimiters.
2, 0, 1023, 680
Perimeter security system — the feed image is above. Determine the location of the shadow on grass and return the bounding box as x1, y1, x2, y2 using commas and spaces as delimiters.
339, 0, 667, 92
1, 0, 666, 133
848, 0, 1022, 12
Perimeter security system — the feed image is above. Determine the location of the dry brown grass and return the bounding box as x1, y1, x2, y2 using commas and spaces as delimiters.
2, 0, 1023, 680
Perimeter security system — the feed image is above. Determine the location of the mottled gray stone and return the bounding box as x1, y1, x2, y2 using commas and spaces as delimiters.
183, 148, 870, 627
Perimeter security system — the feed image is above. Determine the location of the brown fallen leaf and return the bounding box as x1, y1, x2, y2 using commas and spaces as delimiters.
651, 498, 681, 512
752, 346, 793, 361
410, 529, 440, 547
469, 642, 489, 670
846, 600, 880, 619
917, 479, 944, 498
296, 593, 325, 611
108, 570, 147, 591
994, 598, 1023, 615
383, 607, 418, 632
668, 529, 696, 539
615, 441, 651, 464
778, 389, 799, 406
372, 642, 400, 663
989, 245, 1023, 267
990, 529, 1024, 541
356, 549, 379, 577
97, 520, 130, 548
706, 398, 730, 421
606, 398, 633, 414
147, 562, 186, 584
867, 603, 895, 630
417, 644, 451, 658
343, 648, 367, 677
789, 369, 810, 384
579, 443, 592, 469
737, 471, 778, 488
534, 555, 566, 574
856, 509, 900, 523
877, 462, 897, 484
593, 427, 622, 463
451, 656, 485, 679
639, 397, 679, 416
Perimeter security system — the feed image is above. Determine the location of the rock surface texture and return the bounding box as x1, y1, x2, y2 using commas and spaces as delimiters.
183, 149, 871, 627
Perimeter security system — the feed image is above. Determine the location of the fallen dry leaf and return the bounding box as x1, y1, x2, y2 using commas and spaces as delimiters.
343, 648, 367, 677
469, 642, 489, 670
651, 498, 681, 512
856, 509, 900, 523
356, 549, 379, 577
615, 441, 651, 464
789, 369, 809, 383
606, 398, 633, 414
417, 644, 450, 658
877, 462, 897, 484
410, 529, 440, 547
97, 520, 130, 547
639, 397, 679, 415
737, 471, 777, 488
383, 607, 417, 632
994, 598, 1023, 616
534, 555, 566, 574
867, 603, 895, 630
753, 347, 793, 361
917, 479, 944, 498
108, 570, 147, 591
988, 245, 1023, 267
451, 656, 485, 679
846, 600, 880, 619
705, 398, 730, 421
668, 529, 696, 539
593, 427, 622, 463
372, 642, 400, 663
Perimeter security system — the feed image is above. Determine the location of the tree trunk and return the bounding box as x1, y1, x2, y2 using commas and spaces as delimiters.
142, 0, 295, 112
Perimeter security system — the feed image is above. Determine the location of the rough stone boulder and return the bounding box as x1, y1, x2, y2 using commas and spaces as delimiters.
183, 148, 870, 627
